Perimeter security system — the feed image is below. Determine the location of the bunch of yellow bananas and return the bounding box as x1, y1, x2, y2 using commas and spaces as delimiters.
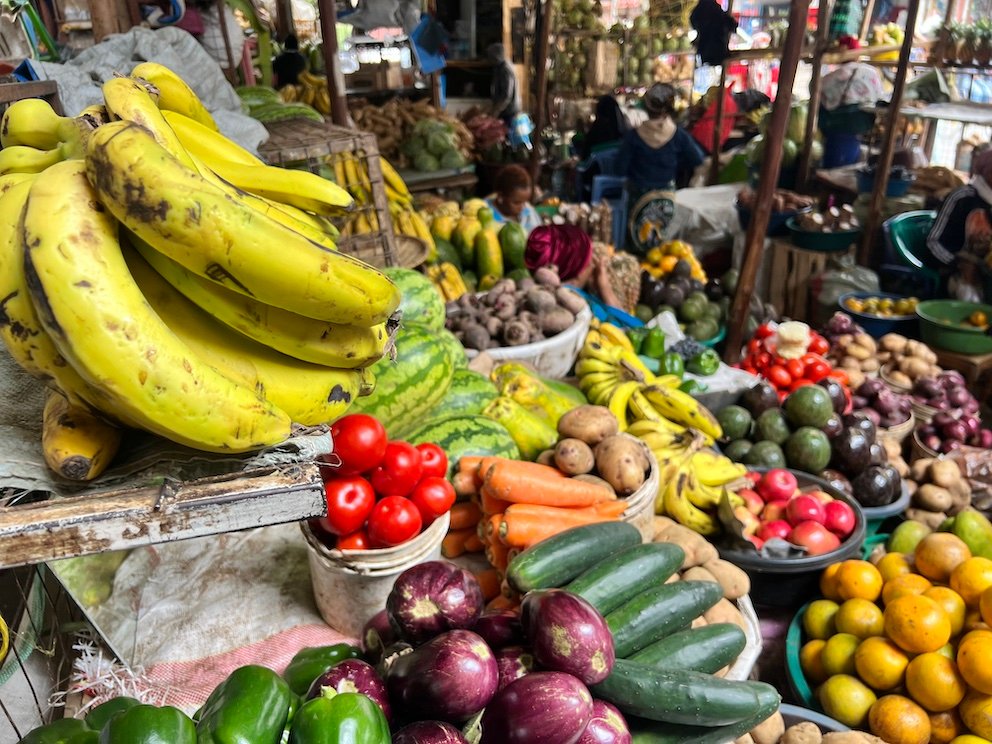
0, 62, 400, 480
280, 71, 332, 115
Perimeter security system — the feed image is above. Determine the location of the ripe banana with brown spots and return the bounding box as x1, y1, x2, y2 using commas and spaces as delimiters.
42, 390, 122, 481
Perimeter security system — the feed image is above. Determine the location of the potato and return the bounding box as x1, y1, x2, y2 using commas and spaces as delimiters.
846, 369, 866, 389
860, 358, 880, 373
914, 483, 953, 512
853, 333, 877, 353
652, 515, 678, 539
846, 344, 871, 360
888, 369, 913, 388
905, 479, 918, 498
554, 438, 595, 475
557, 405, 619, 445
880, 333, 909, 354
749, 711, 785, 744
657, 523, 709, 567
703, 558, 751, 599
594, 435, 648, 496
910, 458, 935, 483
821, 733, 890, 744
690, 614, 708, 628
930, 459, 963, 490
682, 566, 718, 584
703, 598, 747, 632
536, 449, 556, 467
902, 357, 931, 380
906, 507, 947, 530
694, 539, 719, 566
665, 571, 680, 584
735, 735, 755, 744
781, 722, 823, 744
573, 473, 616, 496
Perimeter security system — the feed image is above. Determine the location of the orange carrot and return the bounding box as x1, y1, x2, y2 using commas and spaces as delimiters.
475, 567, 501, 601
485, 513, 504, 540
486, 594, 517, 611
480, 487, 512, 516
458, 456, 486, 475
484, 460, 613, 507
499, 505, 614, 549
587, 500, 629, 518
449, 501, 481, 531
441, 527, 474, 559
464, 533, 485, 553
452, 471, 478, 499
486, 537, 510, 571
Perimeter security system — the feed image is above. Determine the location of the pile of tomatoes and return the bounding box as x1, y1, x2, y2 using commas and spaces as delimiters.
739, 324, 848, 398
309, 414, 455, 550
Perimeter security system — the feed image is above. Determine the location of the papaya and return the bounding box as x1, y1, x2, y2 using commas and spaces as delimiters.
499, 222, 527, 271
474, 229, 504, 280
434, 238, 461, 269
453, 216, 482, 268
462, 198, 488, 218
431, 215, 456, 242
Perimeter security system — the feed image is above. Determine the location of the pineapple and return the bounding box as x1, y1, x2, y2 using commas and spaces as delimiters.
976, 20, 992, 66
960, 23, 978, 65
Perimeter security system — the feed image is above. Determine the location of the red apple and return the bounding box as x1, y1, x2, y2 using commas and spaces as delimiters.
733, 505, 761, 536
789, 521, 841, 556
757, 519, 792, 542
747, 534, 765, 550
808, 489, 835, 505
745, 471, 761, 484
761, 500, 790, 522
757, 469, 799, 503
738, 488, 764, 515
823, 500, 856, 538
786, 494, 826, 526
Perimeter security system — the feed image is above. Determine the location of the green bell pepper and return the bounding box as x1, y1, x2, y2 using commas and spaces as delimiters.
660, 351, 685, 378
288, 692, 389, 744
84, 697, 141, 733
678, 379, 709, 395
641, 328, 667, 359
686, 349, 720, 377
196, 665, 293, 744
282, 644, 361, 697
98, 704, 195, 744
626, 328, 648, 355
17, 719, 97, 744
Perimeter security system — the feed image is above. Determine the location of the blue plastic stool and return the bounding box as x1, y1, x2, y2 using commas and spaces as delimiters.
822, 133, 862, 168
591, 175, 629, 249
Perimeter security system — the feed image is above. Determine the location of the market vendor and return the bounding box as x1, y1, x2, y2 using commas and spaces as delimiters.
486, 164, 543, 233
525, 224, 626, 310
575, 95, 630, 160
927, 148, 992, 301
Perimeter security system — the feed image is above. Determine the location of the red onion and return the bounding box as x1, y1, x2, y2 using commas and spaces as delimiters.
980, 429, 992, 449
942, 440, 963, 453
943, 421, 969, 442
923, 434, 942, 451
947, 387, 972, 409
962, 415, 981, 437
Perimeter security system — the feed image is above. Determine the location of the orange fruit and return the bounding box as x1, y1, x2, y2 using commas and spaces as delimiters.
800, 639, 828, 684
915, 533, 972, 583
951, 737, 992, 744
960, 689, 992, 740
883, 573, 934, 606
822, 632, 861, 677
981, 586, 992, 627
957, 629, 992, 695
879, 552, 913, 582
929, 710, 966, 744
837, 560, 884, 602
965, 608, 991, 633
905, 652, 967, 712
868, 694, 931, 744
821, 563, 843, 601
925, 586, 968, 637
855, 636, 910, 691
819, 674, 878, 728
803, 599, 840, 640
835, 597, 885, 639
884, 594, 952, 654
950, 557, 992, 608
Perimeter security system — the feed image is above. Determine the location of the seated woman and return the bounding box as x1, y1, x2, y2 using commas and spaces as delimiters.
576, 95, 630, 160
486, 164, 543, 234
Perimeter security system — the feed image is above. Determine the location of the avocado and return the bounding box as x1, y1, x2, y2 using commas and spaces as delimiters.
687, 319, 719, 341
717, 405, 753, 441
831, 426, 871, 476
852, 465, 898, 507
755, 408, 791, 445
784, 427, 832, 474
662, 284, 686, 309
705, 280, 724, 301
740, 382, 780, 418
723, 439, 754, 463
635, 304, 655, 322
672, 258, 692, 278
784, 385, 835, 428
721, 268, 740, 294
679, 295, 706, 322
701, 302, 723, 323
743, 440, 787, 469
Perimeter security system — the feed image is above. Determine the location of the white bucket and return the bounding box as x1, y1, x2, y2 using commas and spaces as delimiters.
620, 435, 659, 542
302, 512, 450, 638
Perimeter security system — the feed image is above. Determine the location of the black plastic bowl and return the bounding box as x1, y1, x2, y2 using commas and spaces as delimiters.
716, 468, 867, 608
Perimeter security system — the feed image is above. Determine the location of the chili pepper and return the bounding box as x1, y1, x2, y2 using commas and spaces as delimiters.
626, 327, 648, 355
641, 328, 667, 359
660, 351, 685, 378
196, 665, 293, 744
99, 704, 196, 744
678, 379, 709, 395
686, 349, 720, 376
16, 719, 97, 744
287, 692, 390, 744
283, 644, 362, 697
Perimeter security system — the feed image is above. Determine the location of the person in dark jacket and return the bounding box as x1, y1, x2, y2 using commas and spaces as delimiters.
273, 34, 307, 89
576, 95, 630, 160
488, 43, 520, 125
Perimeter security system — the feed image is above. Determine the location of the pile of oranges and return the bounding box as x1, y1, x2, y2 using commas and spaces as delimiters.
799, 532, 992, 744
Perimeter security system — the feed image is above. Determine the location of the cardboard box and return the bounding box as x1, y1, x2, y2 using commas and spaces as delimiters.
347, 62, 403, 91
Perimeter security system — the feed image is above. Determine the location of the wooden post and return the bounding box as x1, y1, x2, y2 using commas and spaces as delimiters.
318, 0, 351, 127
427, 0, 442, 109
707, 62, 729, 185
859, 0, 877, 41
276, 0, 294, 41
857, 0, 921, 266
216, 0, 238, 83
797, 0, 834, 191
529, 0, 554, 184
89, 0, 121, 41
724, 0, 812, 364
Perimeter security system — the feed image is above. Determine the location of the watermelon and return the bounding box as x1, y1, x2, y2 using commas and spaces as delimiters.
350, 325, 456, 437
383, 267, 445, 332
429, 369, 499, 418
404, 414, 520, 479
434, 327, 468, 369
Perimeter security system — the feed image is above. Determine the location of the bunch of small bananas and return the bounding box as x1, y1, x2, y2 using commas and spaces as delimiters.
0, 62, 400, 481
280, 71, 333, 116
379, 161, 437, 263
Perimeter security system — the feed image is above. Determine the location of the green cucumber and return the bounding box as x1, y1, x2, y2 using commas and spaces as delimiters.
565, 543, 684, 615
628, 624, 747, 674
592, 658, 780, 726
506, 522, 642, 593
628, 687, 781, 742
607, 580, 723, 658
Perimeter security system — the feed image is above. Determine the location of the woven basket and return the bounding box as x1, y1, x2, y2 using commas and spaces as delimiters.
877, 412, 915, 444
912, 400, 938, 425
911, 429, 940, 460
619, 435, 659, 542
392, 235, 429, 269
880, 363, 912, 394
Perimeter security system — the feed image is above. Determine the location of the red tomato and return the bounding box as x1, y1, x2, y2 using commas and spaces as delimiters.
786, 358, 806, 381
741, 363, 756, 375
327, 414, 387, 475
747, 338, 762, 355
367, 496, 422, 547
320, 476, 375, 536
805, 359, 832, 382
336, 528, 370, 550
409, 476, 456, 525
829, 369, 850, 387
415, 443, 448, 480
808, 334, 830, 356
790, 378, 811, 392
767, 365, 792, 389
370, 442, 423, 497
755, 351, 772, 370
755, 324, 775, 339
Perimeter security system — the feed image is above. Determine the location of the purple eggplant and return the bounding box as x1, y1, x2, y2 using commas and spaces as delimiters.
473, 609, 524, 650
479, 672, 594, 744
305, 659, 391, 721
524, 590, 614, 685
495, 645, 535, 691
385, 629, 498, 723
362, 609, 396, 661
387, 561, 484, 645
577, 700, 632, 744
392, 721, 470, 744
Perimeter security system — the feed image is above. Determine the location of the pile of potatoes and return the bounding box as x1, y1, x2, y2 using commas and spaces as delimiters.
740, 720, 887, 744
829, 332, 879, 390
904, 457, 971, 530
537, 405, 650, 497
876, 333, 941, 389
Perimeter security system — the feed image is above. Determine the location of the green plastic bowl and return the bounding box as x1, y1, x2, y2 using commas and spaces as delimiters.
786, 218, 861, 253
700, 324, 727, 348
785, 600, 818, 708
916, 299, 992, 355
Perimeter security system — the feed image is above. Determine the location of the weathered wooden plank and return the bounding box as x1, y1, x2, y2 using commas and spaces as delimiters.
0, 463, 326, 569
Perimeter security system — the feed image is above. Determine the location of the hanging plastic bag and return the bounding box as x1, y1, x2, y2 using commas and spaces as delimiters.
810, 253, 879, 314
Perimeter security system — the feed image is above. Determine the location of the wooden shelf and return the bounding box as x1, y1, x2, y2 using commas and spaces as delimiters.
445, 59, 491, 69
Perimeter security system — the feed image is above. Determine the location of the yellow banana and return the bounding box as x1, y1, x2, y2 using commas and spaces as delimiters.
598, 323, 634, 352
409, 210, 435, 247
330, 152, 347, 188
692, 449, 748, 487
280, 84, 299, 103
581, 339, 624, 365
22, 159, 291, 453
685, 467, 724, 509
161, 109, 262, 166
0, 144, 69, 174
640, 384, 723, 441
619, 349, 656, 382
85, 121, 400, 326
1, 98, 69, 150
133, 237, 391, 368
653, 374, 683, 389
608, 381, 640, 430
663, 470, 719, 535
314, 87, 331, 116
629, 388, 663, 423
638, 429, 692, 453
130, 61, 219, 131
354, 153, 372, 194
42, 390, 121, 481
79, 104, 110, 126
578, 369, 618, 393
102, 76, 197, 169
201, 159, 353, 216
378, 156, 410, 199
125, 247, 368, 425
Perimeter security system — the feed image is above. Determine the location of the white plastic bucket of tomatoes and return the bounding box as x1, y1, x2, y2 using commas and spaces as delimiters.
302, 414, 457, 637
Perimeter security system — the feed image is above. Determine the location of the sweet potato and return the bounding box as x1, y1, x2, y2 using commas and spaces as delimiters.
703, 558, 751, 600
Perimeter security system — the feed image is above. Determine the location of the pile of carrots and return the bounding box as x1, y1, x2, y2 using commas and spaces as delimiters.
441, 456, 627, 608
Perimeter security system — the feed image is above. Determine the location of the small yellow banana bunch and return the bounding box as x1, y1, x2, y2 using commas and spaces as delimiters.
281, 71, 332, 115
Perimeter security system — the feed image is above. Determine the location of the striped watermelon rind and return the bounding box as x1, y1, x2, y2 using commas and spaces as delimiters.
434, 327, 468, 369
429, 369, 499, 419
383, 267, 445, 332
404, 414, 520, 479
